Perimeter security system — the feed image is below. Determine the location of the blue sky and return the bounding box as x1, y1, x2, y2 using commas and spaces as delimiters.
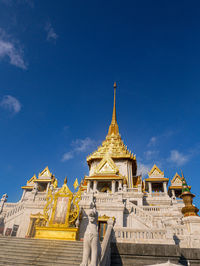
0, 0, 200, 208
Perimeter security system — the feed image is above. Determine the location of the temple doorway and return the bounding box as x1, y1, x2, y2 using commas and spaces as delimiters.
98, 221, 107, 241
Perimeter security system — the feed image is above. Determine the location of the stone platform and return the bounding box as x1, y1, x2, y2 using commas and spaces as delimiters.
111, 243, 200, 266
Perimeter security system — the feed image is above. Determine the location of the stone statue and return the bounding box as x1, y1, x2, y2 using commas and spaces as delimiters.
0, 194, 8, 214
1, 194, 8, 203
51, 174, 58, 189
80, 209, 101, 266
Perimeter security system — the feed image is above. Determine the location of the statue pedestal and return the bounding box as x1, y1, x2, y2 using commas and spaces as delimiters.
35, 226, 79, 241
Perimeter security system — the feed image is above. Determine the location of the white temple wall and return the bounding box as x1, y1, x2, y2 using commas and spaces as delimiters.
89, 160, 100, 176
114, 160, 128, 177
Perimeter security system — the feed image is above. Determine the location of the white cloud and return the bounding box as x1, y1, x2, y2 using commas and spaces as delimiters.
72, 137, 97, 152
62, 152, 74, 162
0, 95, 21, 114
148, 136, 157, 147
144, 150, 159, 160
137, 162, 151, 177
0, 29, 27, 69
62, 137, 98, 162
45, 22, 58, 41
168, 150, 189, 166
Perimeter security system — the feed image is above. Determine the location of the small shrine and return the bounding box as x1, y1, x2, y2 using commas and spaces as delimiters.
168, 172, 191, 198
145, 165, 169, 195
34, 177, 81, 241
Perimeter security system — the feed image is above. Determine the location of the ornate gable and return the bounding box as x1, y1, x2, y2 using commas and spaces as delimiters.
94, 155, 119, 175
171, 173, 182, 186
148, 164, 164, 178
38, 166, 52, 179
27, 174, 37, 185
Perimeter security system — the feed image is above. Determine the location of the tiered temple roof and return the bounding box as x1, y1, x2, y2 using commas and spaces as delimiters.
87, 82, 136, 163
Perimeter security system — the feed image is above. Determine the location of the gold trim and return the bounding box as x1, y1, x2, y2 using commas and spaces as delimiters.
98, 215, 115, 222
35, 179, 51, 182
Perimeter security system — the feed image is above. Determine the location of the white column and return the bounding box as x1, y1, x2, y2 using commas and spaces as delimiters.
148, 182, 152, 193
172, 189, 175, 197
87, 180, 91, 193
93, 180, 97, 192
112, 180, 116, 193
163, 182, 167, 194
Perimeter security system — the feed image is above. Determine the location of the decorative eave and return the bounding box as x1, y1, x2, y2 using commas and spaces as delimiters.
34, 179, 52, 183
85, 174, 123, 180
169, 185, 191, 190
21, 185, 34, 189
145, 178, 169, 182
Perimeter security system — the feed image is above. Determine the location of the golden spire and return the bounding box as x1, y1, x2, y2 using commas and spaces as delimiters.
108, 82, 119, 136
87, 82, 136, 163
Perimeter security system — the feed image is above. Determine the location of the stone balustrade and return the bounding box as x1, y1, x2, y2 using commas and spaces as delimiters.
127, 188, 139, 193
99, 218, 114, 266
130, 204, 156, 228
148, 192, 167, 197
5, 203, 24, 221
142, 206, 169, 212
4, 203, 18, 208
114, 227, 168, 243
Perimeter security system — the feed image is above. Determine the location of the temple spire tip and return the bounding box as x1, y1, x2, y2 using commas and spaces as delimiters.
108, 82, 119, 136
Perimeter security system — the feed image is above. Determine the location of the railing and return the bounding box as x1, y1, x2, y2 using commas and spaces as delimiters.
33, 192, 47, 201
128, 204, 156, 228
147, 192, 168, 197
4, 203, 18, 208
142, 206, 169, 213
99, 218, 114, 266
127, 188, 139, 193
81, 195, 91, 202
114, 227, 167, 242
81, 194, 117, 204
5, 202, 24, 221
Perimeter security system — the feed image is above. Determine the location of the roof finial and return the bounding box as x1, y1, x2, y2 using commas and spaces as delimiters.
112, 82, 117, 123
108, 82, 119, 136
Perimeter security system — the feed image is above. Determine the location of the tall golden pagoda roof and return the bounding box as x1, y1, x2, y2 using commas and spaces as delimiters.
87, 82, 136, 164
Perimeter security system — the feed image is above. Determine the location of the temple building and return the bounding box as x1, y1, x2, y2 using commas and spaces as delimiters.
0, 83, 200, 251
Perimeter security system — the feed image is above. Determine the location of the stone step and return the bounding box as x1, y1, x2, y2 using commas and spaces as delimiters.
0, 242, 83, 251
0, 253, 82, 264
0, 236, 83, 246
0, 256, 81, 266
0, 248, 83, 259
0, 237, 83, 266
0, 238, 83, 248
